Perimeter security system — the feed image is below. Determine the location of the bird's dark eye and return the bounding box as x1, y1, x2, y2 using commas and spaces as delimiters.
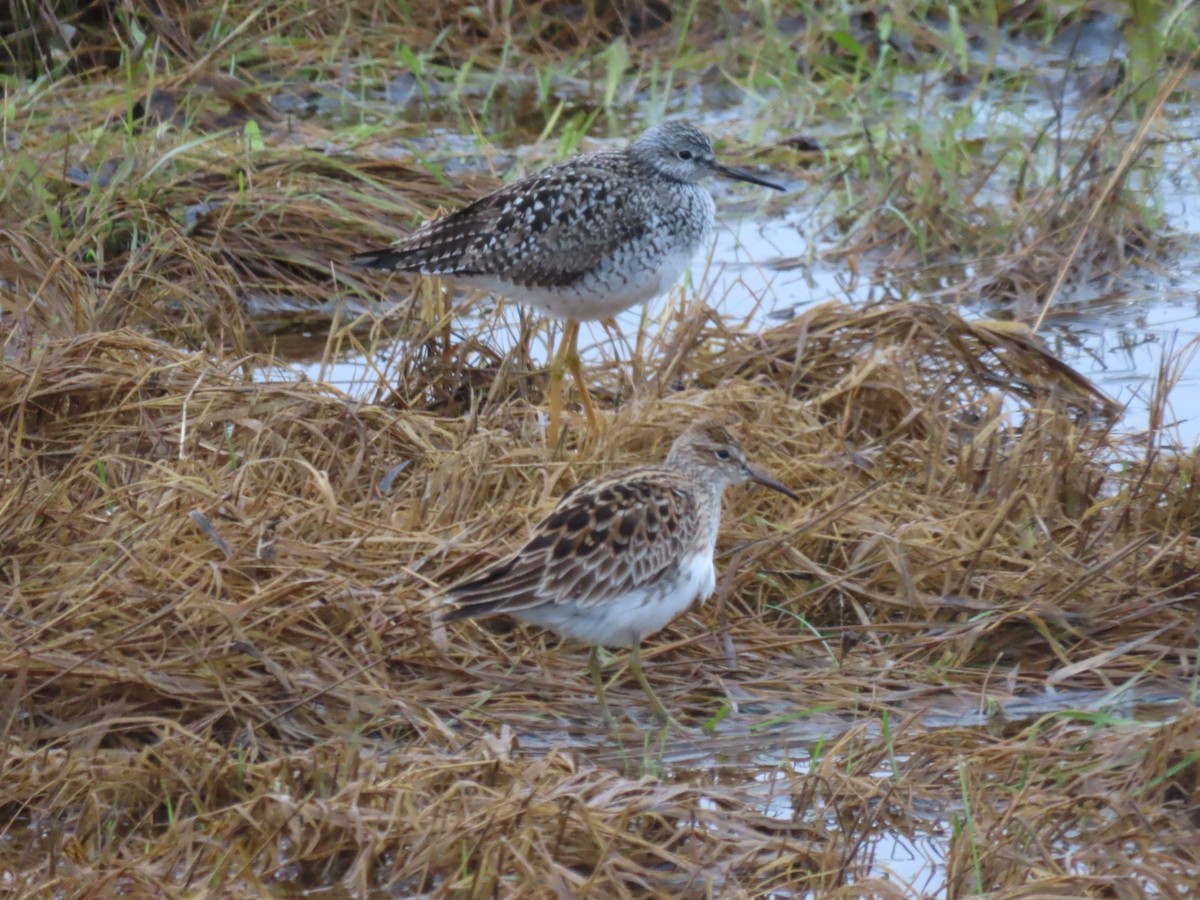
677, 149, 694, 161
715, 449, 731, 460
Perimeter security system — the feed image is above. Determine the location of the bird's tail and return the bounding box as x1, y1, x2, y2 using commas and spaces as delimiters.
348, 247, 410, 270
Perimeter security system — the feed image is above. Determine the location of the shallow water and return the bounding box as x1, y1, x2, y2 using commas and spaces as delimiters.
282, 86, 1200, 446
274, 17, 1200, 444
293, 189, 1200, 448
258, 44, 1200, 896
514, 682, 1186, 897
265, 92, 1200, 895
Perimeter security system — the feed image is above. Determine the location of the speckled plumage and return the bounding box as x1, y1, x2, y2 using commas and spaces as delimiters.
351, 122, 785, 321
443, 420, 799, 685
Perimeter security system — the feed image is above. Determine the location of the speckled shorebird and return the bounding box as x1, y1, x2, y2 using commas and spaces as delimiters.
440, 419, 798, 726
351, 122, 785, 446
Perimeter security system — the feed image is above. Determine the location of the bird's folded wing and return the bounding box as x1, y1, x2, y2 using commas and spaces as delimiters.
445, 468, 697, 617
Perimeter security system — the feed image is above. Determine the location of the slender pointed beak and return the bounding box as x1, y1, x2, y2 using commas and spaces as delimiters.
747, 466, 800, 500
714, 161, 787, 192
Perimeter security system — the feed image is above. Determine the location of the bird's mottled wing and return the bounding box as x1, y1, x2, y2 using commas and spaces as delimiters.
443, 467, 698, 621
352, 155, 649, 289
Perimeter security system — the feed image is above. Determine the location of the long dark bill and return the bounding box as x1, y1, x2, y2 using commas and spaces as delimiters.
714, 161, 786, 192
748, 466, 800, 500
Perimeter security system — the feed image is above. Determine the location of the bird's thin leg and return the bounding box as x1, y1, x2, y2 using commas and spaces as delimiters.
546, 320, 572, 448
589, 646, 616, 729
562, 319, 597, 433
629, 642, 675, 727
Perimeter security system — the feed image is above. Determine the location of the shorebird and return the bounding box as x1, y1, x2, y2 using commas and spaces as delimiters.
440, 419, 798, 726
351, 122, 785, 446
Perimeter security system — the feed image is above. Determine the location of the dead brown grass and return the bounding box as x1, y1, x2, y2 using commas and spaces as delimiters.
3, 5, 1199, 892
1, 291, 1197, 894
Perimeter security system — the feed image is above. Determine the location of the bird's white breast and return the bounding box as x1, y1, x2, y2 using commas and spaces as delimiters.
456, 185, 716, 321
514, 551, 717, 648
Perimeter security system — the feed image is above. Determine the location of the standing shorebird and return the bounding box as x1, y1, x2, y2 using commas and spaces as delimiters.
440, 419, 798, 726
351, 122, 785, 446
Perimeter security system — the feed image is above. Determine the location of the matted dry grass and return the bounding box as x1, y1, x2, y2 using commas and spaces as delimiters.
2, 295, 1197, 895
3, 2, 1200, 892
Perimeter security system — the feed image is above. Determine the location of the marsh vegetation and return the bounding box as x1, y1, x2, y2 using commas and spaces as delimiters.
2, 0, 1199, 895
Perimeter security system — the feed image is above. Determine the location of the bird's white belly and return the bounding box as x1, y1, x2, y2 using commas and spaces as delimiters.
458, 231, 710, 321
516, 552, 717, 648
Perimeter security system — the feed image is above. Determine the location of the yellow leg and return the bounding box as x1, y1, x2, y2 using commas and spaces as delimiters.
589, 646, 616, 729
629, 642, 674, 726
562, 319, 598, 434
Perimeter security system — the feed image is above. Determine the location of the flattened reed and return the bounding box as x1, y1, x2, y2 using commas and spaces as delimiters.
4, 1, 1198, 890
2, 297, 1197, 893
